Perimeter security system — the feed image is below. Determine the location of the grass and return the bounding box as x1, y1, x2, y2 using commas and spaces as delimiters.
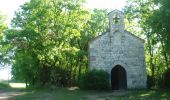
0, 83, 11, 88
6, 88, 170, 100
8, 87, 94, 100
0, 82, 26, 89
9, 83, 26, 88
0, 82, 170, 100
116, 89, 170, 100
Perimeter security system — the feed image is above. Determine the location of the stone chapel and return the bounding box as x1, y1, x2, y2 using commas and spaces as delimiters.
89, 10, 147, 90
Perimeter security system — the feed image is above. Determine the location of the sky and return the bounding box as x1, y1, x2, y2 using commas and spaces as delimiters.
0, 0, 126, 26
0, 0, 126, 80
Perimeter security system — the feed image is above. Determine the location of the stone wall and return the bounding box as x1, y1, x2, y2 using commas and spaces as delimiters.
89, 31, 147, 89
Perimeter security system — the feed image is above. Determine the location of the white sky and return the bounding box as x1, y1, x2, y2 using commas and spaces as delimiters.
0, 67, 11, 80
0, 0, 29, 25
0, 0, 126, 80
86, 0, 126, 10
0, 0, 126, 25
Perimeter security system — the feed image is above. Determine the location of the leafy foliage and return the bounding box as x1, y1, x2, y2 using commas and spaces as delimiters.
147, 75, 155, 88
78, 69, 110, 90
124, 0, 170, 88
163, 68, 170, 88
0, 83, 11, 88
0, 12, 7, 64
1, 0, 108, 87
0, 0, 169, 89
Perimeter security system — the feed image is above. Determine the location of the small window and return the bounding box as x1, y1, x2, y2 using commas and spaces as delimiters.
113, 13, 120, 24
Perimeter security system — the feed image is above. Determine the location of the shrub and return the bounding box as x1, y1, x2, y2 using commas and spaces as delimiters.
163, 68, 170, 88
147, 75, 155, 89
50, 67, 70, 87
78, 69, 110, 90
0, 83, 11, 88
157, 75, 165, 88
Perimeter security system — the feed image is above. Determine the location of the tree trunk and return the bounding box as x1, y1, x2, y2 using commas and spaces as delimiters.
25, 79, 28, 88
147, 32, 154, 78
157, 33, 169, 69
78, 58, 82, 80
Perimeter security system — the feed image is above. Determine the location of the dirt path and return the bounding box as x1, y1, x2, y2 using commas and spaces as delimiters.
0, 89, 28, 100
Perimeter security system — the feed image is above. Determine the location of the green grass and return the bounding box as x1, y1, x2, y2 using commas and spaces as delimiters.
8, 88, 93, 100
0, 83, 169, 100
116, 89, 170, 100
0, 83, 11, 88
8, 88, 170, 100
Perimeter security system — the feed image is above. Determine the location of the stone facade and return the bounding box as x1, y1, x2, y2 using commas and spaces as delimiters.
89, 10, 147, 89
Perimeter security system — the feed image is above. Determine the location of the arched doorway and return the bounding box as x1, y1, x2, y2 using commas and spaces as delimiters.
111, 65, 127, 90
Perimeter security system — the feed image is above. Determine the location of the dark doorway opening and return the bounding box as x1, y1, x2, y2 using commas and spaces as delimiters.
111, 65, 127, 90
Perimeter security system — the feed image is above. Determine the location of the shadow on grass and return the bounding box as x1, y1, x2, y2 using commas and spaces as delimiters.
7, 88, 91, 100
1, 83, 170, 100
0, 81, 93, 100
6, 87, 114, 100
117, 89, 170, 100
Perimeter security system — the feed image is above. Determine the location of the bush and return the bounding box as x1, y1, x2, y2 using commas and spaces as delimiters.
163, 68, 170, 88
0, 83, 11, 88
78, 69, 110, 90
50, 67, 71, 87
147, 75, 155, 89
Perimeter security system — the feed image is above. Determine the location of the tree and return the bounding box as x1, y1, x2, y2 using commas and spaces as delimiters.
2, 0, 109, 87
124, 0, 170, 87
0, 12, 7, 65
